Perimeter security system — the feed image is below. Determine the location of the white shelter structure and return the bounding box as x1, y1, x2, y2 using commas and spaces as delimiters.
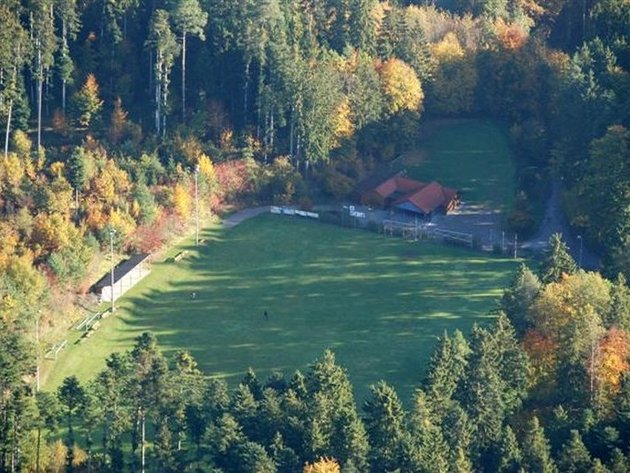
93, 253, 151, 303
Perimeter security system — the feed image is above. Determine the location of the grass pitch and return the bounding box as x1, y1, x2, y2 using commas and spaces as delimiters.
398, 119, 515, 210
46, 215, 519, 401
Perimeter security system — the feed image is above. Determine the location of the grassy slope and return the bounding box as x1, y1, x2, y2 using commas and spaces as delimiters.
398, 119, 515, 210
45, 215, 518, 401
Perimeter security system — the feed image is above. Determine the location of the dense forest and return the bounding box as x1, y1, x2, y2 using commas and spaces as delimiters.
2, 0, 630, 471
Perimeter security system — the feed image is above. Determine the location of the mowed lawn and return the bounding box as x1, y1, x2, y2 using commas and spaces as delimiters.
398, 120, 515, 210
45, 215, 518, 401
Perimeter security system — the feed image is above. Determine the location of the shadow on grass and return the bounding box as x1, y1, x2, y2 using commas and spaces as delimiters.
112, 214, 518, 402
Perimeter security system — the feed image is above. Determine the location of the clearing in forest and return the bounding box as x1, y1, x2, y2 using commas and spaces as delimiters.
396, 119, 515, 211
45, 215, 518, 401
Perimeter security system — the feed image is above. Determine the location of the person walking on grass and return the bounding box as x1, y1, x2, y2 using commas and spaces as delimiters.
264, 310, 268, 320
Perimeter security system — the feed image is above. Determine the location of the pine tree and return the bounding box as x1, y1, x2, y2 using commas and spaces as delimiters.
363, 381, 410, 472
457, 325, 506, 454
490, 313, 530, 413
608, 448, 629, 473
496, 425, 523, 473
521, 417, 558, 473
424, 330, 471, 417
558, 430, 594, 472
539, 233, 578, 284
171, 0, 208, 123
608, 273, 630, 331
500, 264, 541, 335
305, 350, 369, 470
409, 390, 451, 473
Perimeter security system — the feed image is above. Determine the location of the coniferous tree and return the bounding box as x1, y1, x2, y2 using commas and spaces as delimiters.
424, 330, 471, 417
58, 376, 88, 473
305, 350, 369, 471
608, 448, 629, 473
171, 0, 207, 123
496, 425, 523, 473
521, 417, 558, 473
363, 381, 410, 472
457, 325, 506, 456
558, 430, 594, 473
539, 233, 578, 284
409, 390, 451, 473
501, 264, 541, 335
608, 273, 630, 331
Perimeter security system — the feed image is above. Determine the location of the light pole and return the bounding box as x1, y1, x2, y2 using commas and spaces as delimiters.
35, 312, 40, 392
577, 235, 583, 268
194, 164, 199, 246
110, 228, 116, 313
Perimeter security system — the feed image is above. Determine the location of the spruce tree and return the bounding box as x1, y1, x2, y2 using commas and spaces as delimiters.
457, 325, 506, 455
500, 264, 541, 334
363, 381, 410, 472
608, 448, 629, 473
521, 417, 558, 473
425, 330, 471, 417
558, 430, 594, 472
539, 233, 578, 284
496, 425, 523, 473
489, 313, 530, 413
608, 273, 630, 330
409, 390, 451, 473
305, 350, 369, 471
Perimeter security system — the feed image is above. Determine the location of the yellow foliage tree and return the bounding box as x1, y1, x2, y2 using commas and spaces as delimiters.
0, 221, 19, 270
108, 97, 129, 144
172, 182, 192, 218
432, 32, 465, 61
198, 153, 217, 186
90, 159, 131, 207
109, 208, 137, 238
378, 58, 424, 115
11, 129, 32, 158
593, 327, 630, 409
303, 457, 341, 473
332, 97, 354, 142
31, 212, 79, 255
0, 153, 25, 188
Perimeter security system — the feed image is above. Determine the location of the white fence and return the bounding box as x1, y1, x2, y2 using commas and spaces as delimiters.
270, 206, 319, 219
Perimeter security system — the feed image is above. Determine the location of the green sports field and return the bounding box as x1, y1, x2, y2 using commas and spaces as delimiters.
397, 119, 515, 210
45, 215, 519, 401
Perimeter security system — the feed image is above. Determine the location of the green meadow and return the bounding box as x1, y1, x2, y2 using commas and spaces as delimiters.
398, 119, 516, 210
46, 214, 518, 401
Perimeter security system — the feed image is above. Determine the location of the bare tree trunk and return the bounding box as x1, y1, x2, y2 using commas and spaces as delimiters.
243, 59, 250, 123
37, 47, 43, 150
35, 425, 41, 473
62, 21, 67, 113
181, 31, 186, 123
4, 99, 12, 158
140, 409, 146, 473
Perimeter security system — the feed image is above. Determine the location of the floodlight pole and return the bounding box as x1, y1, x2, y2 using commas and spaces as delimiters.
195, 164, 199, 246
110, 229, 116, 313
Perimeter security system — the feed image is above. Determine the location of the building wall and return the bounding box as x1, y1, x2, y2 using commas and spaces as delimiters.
100, 262, 150, 303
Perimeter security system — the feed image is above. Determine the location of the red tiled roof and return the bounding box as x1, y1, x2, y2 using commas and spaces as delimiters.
394, 181, 458, 214
372, 173, 425, 199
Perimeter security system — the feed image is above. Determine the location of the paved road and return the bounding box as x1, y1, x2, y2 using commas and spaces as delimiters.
521, 181, 600, 270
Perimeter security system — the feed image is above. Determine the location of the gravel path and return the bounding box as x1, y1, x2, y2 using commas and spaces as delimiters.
221, 206, 270, 229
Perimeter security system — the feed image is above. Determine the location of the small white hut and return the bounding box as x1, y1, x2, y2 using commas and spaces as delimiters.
93, 253, 151, 303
